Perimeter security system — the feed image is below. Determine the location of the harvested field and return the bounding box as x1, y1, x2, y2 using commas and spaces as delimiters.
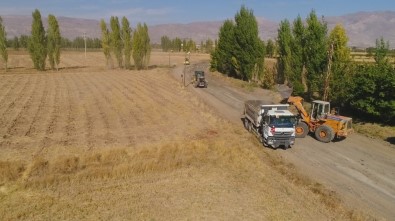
0, 51, 367, 220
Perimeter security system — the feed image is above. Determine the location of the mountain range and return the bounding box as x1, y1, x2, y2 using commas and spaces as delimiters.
2, 11, 395, 48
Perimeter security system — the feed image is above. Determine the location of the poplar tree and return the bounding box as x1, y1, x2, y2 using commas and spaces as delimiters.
210, 19, 235, 76
327, 24, 351, 102
233, 6, 265, 81
47, 14, 61, 70
100, 19, 112, 69
121, 17, 132, 69
277, 19, 293, 84
266, 39, 275, 58
304, 10, 328, 99
0, 16, 8, 71
291, 15, 306, 94
28, 9, 47, 71
110, 16, 123, 68
132, 23, 151, 70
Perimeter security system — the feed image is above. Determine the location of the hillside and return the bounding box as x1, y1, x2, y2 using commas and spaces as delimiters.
2, 11, 395, 48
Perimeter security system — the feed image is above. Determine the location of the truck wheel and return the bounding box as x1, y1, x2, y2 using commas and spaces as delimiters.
243, 118, 250, 131
315, 125, 334, 143
295, 122, 309, 138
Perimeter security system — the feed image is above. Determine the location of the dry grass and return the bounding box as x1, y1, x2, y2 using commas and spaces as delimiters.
354, 122, 395, 143
0, 51, 372, 220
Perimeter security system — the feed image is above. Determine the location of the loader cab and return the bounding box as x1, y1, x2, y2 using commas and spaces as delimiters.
311, 100, 330, 120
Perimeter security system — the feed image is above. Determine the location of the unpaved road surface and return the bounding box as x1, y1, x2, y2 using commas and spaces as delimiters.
173, 62, 395, 220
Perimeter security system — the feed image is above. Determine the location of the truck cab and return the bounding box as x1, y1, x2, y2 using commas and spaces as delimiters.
244, 101, 297, 149
261, 109, 296, 148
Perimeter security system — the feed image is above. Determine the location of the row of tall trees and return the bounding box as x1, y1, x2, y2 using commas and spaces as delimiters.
210, 6, 265, 82
28, 9, 61, 71
100, 16, 151, 70
276, 10, 394, 123
7, 35, 101, 50
160, 36, 201, 53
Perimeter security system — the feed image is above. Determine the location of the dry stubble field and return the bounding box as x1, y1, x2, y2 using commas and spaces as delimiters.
0, 51, 367, 220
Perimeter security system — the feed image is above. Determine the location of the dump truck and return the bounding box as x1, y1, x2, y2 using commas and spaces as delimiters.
244, 100, 297, 149
193, 71, 208, 88
287, 96, 353, 142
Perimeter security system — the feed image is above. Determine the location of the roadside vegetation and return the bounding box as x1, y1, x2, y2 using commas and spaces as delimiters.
208, 7, 394, 139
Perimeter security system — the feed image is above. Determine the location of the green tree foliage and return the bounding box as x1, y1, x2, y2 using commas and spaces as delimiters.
211, 6, 265, 83
161, 35, 171, 52
204, 39, 215, 53
174, 38, 182, 51
350, 63, 395, 123
233, 6, 265, 81
61, 37, 101, 49
266, 39, 275, 58
290, 15, 306, 95
100, 19, 112, 68
122, 17, 132, 69
110, 16, 123, 68
132, 23, 151, 70
184, 39, 196, 53
47, 14, 61, 70
304, 10, 328, 98
374, 37, 390, 64
19, 35, 29, 48
347, 38, 395, 123
28, 9, 47, 71
277, 19, 293, 84
13, 36, 20, 50
210, 19, 235, 76
327, 24, 352, 103
0, 16, 8, 71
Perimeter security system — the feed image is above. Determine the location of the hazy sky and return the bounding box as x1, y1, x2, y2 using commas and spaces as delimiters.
0, 0, 393, 24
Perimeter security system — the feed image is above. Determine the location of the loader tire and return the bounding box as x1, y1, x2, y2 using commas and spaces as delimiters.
315, 125, 334, 143
295, 122, 309, 138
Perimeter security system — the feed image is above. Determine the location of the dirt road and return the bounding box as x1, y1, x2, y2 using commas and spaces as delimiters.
175, 62, 395, 220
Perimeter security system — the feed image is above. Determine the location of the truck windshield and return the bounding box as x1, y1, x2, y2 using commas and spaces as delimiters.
269, 116, 295, 128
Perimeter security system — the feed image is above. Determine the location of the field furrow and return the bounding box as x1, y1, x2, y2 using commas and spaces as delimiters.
6, 75, 46, 137
0, 75, 19, 99
25, 75, 50, 137
41, 75, 65, 148
0, 75, 30, 117
87, 72, 130, 146
76, 73, 113, 148
60, 74, 84, 147
0, 75, 39, 137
